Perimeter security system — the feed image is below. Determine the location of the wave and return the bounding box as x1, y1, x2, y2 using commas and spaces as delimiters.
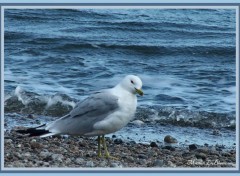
52, 42, 235, 57
4, 86, 76, 117
4, 87, 235, 130
136, 106, 235, 130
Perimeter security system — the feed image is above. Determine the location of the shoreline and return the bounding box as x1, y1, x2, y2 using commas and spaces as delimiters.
4, 129, 236, 168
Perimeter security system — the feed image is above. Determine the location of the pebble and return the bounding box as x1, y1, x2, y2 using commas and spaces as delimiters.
3, 130, 236, 168
5, 139, 13, 144
212, 129, 221, 136
51, 154, 64, 162
162, 146, 175, 151
195, 153, 207, 160
75, 158, 84, 165
40, 151, 52, 159
138, 154, 148, 159
114, 139, 123, 144
27, 114, 35, 119
110, 162, 123, 168
150, 142, 158, 148
189, 144, 198, 150
131, 120, 144, 126
85, 161, 94, 167
164, 135, 178, 143
153, 159, 164, 167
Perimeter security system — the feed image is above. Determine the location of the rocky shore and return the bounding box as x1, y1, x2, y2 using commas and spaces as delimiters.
4, 129, 236, 168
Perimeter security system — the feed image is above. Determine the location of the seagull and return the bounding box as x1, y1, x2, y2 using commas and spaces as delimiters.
17, 75, 143, 158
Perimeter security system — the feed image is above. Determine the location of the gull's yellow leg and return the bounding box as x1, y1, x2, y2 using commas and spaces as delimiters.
97, 135, 102, 157
102, 135, 118, 160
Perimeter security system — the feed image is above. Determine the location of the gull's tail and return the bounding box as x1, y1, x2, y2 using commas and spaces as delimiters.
16, 124, 56, 138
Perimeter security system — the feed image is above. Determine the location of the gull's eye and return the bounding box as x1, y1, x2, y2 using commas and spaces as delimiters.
131, 80, 134, 84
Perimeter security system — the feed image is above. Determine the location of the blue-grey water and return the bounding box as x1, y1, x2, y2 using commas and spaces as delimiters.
4, 9, 237, 146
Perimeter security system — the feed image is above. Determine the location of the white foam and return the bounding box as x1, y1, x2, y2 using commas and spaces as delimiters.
44, 95, 76, 109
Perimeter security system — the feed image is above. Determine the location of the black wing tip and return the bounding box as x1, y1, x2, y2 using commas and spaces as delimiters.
15, 124, 50, 137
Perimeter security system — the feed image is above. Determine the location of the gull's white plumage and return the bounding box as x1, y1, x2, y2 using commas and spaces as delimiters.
29, 75, 143, 138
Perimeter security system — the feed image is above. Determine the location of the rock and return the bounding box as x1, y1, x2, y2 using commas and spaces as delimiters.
110, 162, 123, 168
99, 161, 107, 167
167, 161, 176, 167
164, 135, 178, 143
212, 129, 221, 136
27, 114, 35, 119
75, 158, 84, 165
40, 151, 52, 159
112, 135, 117, 138
114, 139, 123, 144
150, 142, 158, 148
65, 158, 71, 164
85, 161, 94, 167
51, 154, 64, 162
195, 153, 207, 160
23, 152, 31, 157
153, 159, 164, 167
189, 144, 198, 150
138, 154, 148, 159
5, 139, 13, 144
182, 152, 194, 159
131, 120, 144, 126
30, 141, 42, 149
162, 146, 175, 151
195, 148, 208, 154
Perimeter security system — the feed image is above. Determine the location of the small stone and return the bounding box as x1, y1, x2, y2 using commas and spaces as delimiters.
131, 120, 144, 126
195, 148, 208, 154
110, 162, 123, 168
40, 151, 51, 158
195, 153, 207, 160
162, 146, 175, 151
212, 129, 221, 136
30, 140, 42, 149
182, 152, 194, 159
5, 139, 13, 144
85, 161, 94, 167
153, 159, 164, 167
114, 139, 123, 145
65, 158, 71, 164
138, 154, 148, 159
51, 154, 64, 162
112, 135, 117, 138
150, 142, 158, 148
23, 152, 31, 157
99, 161, 107, 167
167, 161, 176, 167
30, 139, 37, 143
164, 135, 178, 143
75, 158, 84, 165
27, 114, 35, 119
189, 144, 198, 150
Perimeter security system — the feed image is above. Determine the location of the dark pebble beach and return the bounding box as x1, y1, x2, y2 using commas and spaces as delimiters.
4, 129, 236, 168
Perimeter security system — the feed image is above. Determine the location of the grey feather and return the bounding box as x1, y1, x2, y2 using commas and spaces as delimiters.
46, 91, 119, 135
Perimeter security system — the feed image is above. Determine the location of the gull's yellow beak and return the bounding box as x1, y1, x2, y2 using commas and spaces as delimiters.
135, 88, 143, 96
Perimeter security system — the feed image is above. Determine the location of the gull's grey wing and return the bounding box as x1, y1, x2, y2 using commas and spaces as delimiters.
46, 92, 119, 135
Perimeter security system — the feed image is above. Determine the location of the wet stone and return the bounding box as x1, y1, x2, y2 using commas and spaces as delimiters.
153, 159, 164, 167
162, 146, 175, 151
114, 139, 123, 145
195, 153, 207, 160
189, 144, 198, 150
150, 142, 158, 148
85, 161, 94, 167
164, 135, 178, 143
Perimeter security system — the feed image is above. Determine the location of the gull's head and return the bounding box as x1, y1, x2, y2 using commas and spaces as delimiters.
119, 75, 143, 96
